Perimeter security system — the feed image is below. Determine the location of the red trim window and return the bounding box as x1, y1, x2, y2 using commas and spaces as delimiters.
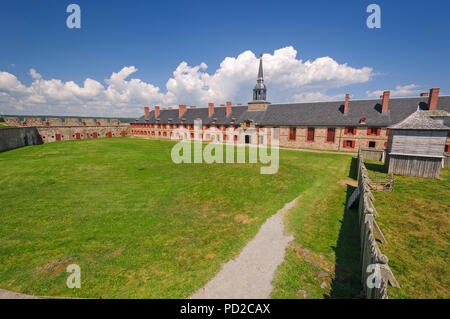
326, 128, 335, 143
343, 140, 355, 148
307, 127, 315, 142
345, 127, 356, 135
386, 128, 389, 136
367, 127, 381, 136
289, 127, 296, 141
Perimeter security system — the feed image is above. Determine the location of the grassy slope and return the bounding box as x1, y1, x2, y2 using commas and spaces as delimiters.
365, 162, 450, 299
0, 137, 353, 298
271, 157, 361, 298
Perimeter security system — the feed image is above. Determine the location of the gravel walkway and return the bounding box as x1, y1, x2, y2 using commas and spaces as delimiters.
0, 288, 38, 299
190, 195, 300, 299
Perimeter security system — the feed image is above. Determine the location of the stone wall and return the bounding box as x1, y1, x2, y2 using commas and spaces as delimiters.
64, 118, 81, 126
0, 127, 42, 152
4, 117, 21, 127
46, 118, 63, 126
130, 124, 389, 152
1, 117, 130, 145
37, 126, 129, 143
24, 117, 43, 126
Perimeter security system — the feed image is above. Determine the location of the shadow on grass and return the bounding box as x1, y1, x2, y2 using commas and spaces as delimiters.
348, 157, 358, 180
364, 161, 386, 174
325, 175, 362, 298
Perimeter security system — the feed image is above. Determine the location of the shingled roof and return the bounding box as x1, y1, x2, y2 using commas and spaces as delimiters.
135, 96, 450, 128
388, 110, 450, 130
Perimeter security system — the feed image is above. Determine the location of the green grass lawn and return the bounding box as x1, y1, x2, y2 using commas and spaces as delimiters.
0, 137, 356, 298
271, 157, 361, 299
364, 161, 450, 299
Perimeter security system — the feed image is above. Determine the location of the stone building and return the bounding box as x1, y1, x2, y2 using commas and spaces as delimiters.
131, 56, 450, 153
3, 117, 130, 143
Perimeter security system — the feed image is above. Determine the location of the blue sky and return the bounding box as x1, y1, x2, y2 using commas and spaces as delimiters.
1, 0, 449, 117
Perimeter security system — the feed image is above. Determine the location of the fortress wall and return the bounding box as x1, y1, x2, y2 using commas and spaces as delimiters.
37, 125, 130, 143
4, 117, 21, 127
82, 118, 96, 126
64, 118, 81, 126
24, 117, 43, 126
0, 127, 43, 152
96, 119, 109, 126
46, 118, 63, 126
1, 116, 130, 150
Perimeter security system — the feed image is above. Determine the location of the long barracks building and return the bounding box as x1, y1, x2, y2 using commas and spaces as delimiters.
132, 56, 450, 153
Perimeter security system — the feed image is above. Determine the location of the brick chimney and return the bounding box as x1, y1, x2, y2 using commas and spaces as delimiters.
190, 105, 196, 109
155, 106, 160, 118
343, 94, 350, 114
168, 107, 172, 110
208, 103, 214, 117
144, 106, 149, 117
179, 104, 187, 117
237, 103, 242, 106
428, 88, 440, 110
226, 101, 232, 116
382, 91, 390, 113
420, 92, 429, 97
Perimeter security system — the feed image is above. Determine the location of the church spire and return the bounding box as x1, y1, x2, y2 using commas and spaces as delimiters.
253, 53, 267, 101
258, 54, 264, 80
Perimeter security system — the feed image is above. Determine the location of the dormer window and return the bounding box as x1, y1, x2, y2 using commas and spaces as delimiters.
359, 117, 366, 124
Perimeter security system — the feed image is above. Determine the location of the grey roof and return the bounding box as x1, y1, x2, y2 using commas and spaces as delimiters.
134, 96, 450, 128
388, 110, 450, 130
422, 110, 450, 117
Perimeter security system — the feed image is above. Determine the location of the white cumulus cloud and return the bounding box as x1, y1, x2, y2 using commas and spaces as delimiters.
0, 46, 374, 117
366, 84, 422, 98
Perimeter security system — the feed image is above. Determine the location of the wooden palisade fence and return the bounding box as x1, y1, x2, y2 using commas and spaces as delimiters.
359, 147, 385, 162
347, 153, 400, 298
444, 153, 450, 168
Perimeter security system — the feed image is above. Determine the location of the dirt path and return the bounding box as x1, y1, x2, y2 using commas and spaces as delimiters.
0, 288, 38, 299
190, 196, 300, 299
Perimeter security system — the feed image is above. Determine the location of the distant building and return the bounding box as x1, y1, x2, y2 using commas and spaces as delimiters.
385, 109, 450, 178
132, 56, 450, 153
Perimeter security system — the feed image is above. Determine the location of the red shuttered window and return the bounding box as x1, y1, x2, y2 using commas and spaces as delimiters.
326, 128, 335, 142
307, 128, 315, 142
367, 127, 381, 136
289, 127, 296, 141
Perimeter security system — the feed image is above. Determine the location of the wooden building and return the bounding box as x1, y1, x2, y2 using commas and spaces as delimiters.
385, 109, 450, 178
